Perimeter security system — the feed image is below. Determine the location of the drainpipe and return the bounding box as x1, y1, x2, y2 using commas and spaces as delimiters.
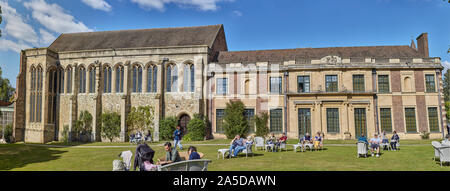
372, 68, 380, 135
160, 58, 169, 120
284, 71, 289, 135
436, 69, 445, 139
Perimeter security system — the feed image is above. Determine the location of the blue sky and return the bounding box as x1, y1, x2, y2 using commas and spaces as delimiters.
0, 0, 449, 88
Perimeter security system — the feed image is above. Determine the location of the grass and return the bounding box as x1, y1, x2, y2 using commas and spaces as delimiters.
1, 141, 449, 171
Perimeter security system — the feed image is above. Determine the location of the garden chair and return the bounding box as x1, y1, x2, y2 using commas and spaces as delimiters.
293, 143, 304, 152
304, 142, 314, 151
241, 142, 254, 157
380, 141, 390, 151
437, 145, 450, 167
157, 159, 212, 171
265, 143, 275, 152
357, 141, 368, 158
278, 142, 287, 152
254, 137, 265, 151
432, 141, 442, 161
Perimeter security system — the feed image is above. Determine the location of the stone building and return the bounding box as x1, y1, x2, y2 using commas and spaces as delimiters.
13, 25, 445, 143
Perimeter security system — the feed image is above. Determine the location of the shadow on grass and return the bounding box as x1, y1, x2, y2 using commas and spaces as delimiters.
0, 144, 67, 170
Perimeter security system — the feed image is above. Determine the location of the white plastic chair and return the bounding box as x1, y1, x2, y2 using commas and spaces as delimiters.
293, 143, 304, 152
437, 146, 450, 167
278, 142, 287, 152
432, 141, 441, 161
254, 137, 265, 151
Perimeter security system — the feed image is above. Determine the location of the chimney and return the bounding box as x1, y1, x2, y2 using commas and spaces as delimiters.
416, 33, 429, 57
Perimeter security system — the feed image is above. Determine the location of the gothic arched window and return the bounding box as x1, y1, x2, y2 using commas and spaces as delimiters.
66, 66, 72, 93
115, 65, 124, 93
89, 66, 96, 93
79, 66, 86, 93
103, 66, 112, 93
30, 67, 36, 122
166, 64, 178, 92
183, 63, 195, 92
132, 65, 142, 93
147, 65, 157, 93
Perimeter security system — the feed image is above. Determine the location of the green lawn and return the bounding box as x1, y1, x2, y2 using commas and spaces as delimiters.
1, 141, 449, 171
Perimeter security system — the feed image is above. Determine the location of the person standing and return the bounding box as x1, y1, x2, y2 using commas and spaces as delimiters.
173, 126, 183, 150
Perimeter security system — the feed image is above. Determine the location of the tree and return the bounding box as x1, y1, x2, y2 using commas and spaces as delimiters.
126, 105, 155, 140
159, 116, 177, 140
72, 110, 93, 142
183, 114, 206, 141
444, 69, 450, 103
223, 100, 249, 139
100, 112, 121, 142
1, 5, 2, 37
0, 67, 15, 102
255, 112, 269, 137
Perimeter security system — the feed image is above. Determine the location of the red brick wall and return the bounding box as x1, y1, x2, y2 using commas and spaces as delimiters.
392, 96, 405, 132
416, 95, 428, 132
391, 70, 401, 92
414, 70, 424, 92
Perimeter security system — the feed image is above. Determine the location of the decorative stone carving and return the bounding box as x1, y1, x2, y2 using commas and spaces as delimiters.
321, 55, 342, 64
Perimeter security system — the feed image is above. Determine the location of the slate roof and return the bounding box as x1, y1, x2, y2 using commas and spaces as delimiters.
217, 45, 422, 63
48, 25, 223, 52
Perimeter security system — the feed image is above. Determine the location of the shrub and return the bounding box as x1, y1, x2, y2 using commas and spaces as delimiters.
183, 114, 206, 141
61, 125, 70, 143
72, 110, 93, 142
255, 112, 269, 137
2, 124, 13, 143
127, 106, 155, 140
100, 112, 121, 142
159, 117, 177, 141
223, 100, 249, 139
420, 131, 430, 140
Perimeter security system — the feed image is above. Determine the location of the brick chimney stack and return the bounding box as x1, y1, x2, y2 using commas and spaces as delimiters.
416, 33, 429, 58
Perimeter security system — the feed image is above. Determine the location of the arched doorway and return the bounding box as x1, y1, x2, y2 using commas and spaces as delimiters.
178, 114, 191, 136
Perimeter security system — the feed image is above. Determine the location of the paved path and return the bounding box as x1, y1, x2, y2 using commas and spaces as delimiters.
24, 143, 428, 148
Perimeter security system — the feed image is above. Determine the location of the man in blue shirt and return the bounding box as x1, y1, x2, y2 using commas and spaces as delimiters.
357, 134, 368, 144
188, 146, 201, 160
173, 126, 183, 150
229, 135, 246, 158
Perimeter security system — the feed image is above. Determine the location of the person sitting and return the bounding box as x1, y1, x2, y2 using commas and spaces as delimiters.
266, 133, 277, 152
229, 135, 247, 158
442, 134, 450, 146
369, 134, 381, 157
357, 134, 368, 144
381, 131, 389, 150
302, 133, 312, 144
188, 146, 201, 160
390, 131, 400, 151
157, 142, 181, 165
276, 133, 287, 151
313, 132, 323, 149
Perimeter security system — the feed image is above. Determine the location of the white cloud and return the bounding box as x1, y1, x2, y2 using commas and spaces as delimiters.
39, 28, 56, 45
130, 0, 234, 11
0, 38, 31, 53
0, 1, 38, 45
24, 0, 93, 34
442, 60, 450, 70
232, 10, 242, 17
81, 0, 112, 12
